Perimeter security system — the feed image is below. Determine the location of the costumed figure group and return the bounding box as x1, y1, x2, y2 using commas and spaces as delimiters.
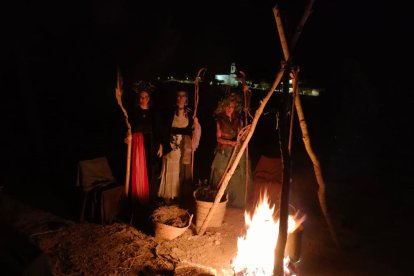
124, 81, 252, 225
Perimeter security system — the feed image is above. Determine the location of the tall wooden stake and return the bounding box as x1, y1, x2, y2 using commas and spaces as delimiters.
191, 68, 206, 181
273, 6, 292, 275
115, 69, 132, 196
290, 0, 315, 52
292, 69, 340, 246
274, 0, 340, 251
239, 71, 251, 205
274, 69, 293, 276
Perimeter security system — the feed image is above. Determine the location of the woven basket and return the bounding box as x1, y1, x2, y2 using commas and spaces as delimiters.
153, 213, 193, 240
194, 191, 228, 228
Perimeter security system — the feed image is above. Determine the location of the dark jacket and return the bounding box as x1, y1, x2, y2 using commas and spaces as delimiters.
128, 106, 162, 156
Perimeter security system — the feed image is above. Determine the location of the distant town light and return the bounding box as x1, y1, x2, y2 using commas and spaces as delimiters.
311, 89, 320, 96
157, 64, 320, 97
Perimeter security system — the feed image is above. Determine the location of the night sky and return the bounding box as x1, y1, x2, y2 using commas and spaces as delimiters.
1, 0, 412, 218
3, 0, 406, 82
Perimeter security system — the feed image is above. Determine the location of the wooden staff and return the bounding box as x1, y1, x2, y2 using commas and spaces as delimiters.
290, 0, 315, 53
193, 68, 206, 119
192, 67, 206, 181
287, 0, 314, 153
287, 0, 315, 148
197, 63, 287, 235
115, 69, 132, 196
239, 71, 252, 205
275, 69, 292, 276
272, 6, 293, 274
292, 68, 340, 247
216, 125, 250, 192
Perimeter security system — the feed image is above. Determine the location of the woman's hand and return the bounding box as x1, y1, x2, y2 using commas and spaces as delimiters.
124, 134, 132, 144
157, 144, 163, 157
193, 116, 199, 126
218, 138, 238, 147
231, 140, 239, 147
192, 117, 201, 151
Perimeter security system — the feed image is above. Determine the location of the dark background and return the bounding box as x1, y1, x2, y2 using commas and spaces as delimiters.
1, 1, 413, 271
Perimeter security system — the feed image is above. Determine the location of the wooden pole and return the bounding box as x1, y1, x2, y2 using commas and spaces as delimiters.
274, 70, 292, 276
274, 0, 340, 248
288, 0, 314, 154
292, 68, 340, 247
273, 5, 290, 62
239, 71, 251, 205
193, 68, 206, 120
115, 69, 132, 196
197, 63, 287, 235
273, 6, 292, 275
290, 0, 315, 52
191, 67, 206, 181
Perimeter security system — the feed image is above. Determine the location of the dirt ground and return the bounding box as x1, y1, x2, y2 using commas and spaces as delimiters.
1, 191, 253, 275
0, 193, 277, 274
0, 157, 410, 276
2, 188, 405, 276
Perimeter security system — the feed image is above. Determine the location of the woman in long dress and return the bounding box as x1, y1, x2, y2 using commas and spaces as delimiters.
126, 82, 162, 211
158, 89, 201, 204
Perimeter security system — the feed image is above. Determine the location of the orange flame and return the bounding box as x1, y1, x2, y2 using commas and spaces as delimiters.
232, 191, 305, 275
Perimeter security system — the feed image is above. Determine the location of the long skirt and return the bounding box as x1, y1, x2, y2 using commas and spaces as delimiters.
158, 147, 181, 199
158, 135, 193, 200
209, 146, 252, 208
131, 132, 149, 205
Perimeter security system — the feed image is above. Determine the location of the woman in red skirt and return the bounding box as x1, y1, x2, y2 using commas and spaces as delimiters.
126, 81, 162, 225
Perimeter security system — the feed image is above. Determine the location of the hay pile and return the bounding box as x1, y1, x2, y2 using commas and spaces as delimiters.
151, 205, 190, 228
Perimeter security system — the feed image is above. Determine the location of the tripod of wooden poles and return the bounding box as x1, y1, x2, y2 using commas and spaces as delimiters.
194, 1, 339, 275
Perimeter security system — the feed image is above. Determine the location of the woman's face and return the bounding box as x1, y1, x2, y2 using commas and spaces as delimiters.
225, 102, 236, 117
176, 91, 187, 108
139, 91, 150, 108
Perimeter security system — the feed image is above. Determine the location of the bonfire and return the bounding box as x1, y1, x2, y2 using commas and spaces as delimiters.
232, 191, 305, 276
